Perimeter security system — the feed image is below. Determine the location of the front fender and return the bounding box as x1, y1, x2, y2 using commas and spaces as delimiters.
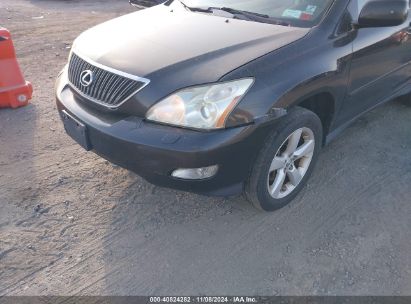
223, 27, 354, 129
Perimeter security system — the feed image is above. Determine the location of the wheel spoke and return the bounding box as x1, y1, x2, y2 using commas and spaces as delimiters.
287, 167, 303, 186
293, 140, 315, 159
266, 126, 316, 199
269, 157, 285, 172
285, 129, 302, 155
270, 169, 286, 198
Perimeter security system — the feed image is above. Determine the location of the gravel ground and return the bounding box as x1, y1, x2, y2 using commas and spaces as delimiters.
0, 0, 411, 296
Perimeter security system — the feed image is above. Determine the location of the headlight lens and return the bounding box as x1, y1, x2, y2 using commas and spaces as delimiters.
146, 78, 254, 129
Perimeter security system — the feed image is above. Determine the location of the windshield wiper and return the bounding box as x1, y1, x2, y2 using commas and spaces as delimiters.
215, 7, 270, 19
175, 1, 291, 26
216, 7, 291, 26
176, 0, 210, 12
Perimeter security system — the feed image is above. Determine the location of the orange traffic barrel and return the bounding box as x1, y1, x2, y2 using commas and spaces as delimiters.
0, 27, 33, 109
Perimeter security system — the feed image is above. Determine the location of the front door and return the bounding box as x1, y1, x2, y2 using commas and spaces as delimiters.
339, 0, 411, 124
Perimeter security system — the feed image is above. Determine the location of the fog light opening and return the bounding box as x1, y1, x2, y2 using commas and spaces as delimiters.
171, 165, 219, 180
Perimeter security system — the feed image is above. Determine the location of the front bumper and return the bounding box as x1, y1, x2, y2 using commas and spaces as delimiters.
56, 83, 273, 196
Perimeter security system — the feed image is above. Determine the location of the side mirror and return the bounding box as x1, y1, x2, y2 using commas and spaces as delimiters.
358, 0, 409, 28
129, 0, 166, 7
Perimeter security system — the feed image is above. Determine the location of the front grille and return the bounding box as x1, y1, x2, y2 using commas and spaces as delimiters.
68, 53, 148, 108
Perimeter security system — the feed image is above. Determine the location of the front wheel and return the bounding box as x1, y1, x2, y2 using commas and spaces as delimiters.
244, 107, 323, 212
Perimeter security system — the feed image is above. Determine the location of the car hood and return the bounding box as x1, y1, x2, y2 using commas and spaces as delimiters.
73, 5, 309, 84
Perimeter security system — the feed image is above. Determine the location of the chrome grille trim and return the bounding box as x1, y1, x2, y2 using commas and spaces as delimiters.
67, 51, 150, 109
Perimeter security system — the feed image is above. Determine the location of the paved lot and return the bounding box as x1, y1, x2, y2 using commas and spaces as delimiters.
0, 0, 410, 296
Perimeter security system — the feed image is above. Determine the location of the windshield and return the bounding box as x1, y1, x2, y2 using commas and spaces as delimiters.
179, 0, 335, 28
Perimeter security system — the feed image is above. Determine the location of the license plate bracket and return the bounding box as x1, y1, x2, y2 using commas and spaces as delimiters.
61, 110, 92, 151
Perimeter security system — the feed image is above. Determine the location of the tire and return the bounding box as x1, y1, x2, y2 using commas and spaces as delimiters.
244, 106, 323, 212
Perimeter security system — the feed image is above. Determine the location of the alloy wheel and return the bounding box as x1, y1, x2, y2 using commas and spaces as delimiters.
267, 127, 315, 199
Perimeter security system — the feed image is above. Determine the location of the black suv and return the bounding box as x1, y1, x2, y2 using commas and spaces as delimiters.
56, 0, 411, 211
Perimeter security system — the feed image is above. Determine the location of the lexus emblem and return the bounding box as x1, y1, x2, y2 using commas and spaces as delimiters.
80, 70, 94, 87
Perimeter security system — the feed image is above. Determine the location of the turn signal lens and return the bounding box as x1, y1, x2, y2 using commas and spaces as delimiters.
148, 95, 185, 125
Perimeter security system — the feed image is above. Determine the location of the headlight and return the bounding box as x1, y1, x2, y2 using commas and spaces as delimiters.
146, 78, 254, 129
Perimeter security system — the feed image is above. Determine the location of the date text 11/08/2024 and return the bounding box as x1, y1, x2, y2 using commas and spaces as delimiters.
149, 296, 257, 303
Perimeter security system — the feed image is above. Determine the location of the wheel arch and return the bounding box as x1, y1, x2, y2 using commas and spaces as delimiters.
293, 91, 336, 145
